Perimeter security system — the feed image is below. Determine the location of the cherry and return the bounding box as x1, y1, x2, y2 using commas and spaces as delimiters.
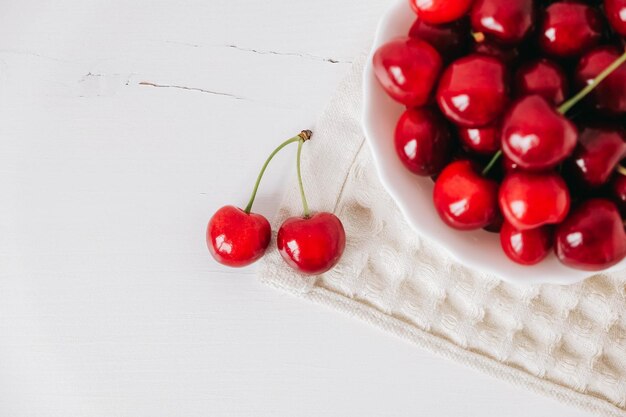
395, 108, 453, 176
605, 0, 626, 36
501, 95, 577, 170
539, 1, 604, 58
436, 54, 508, 127
575, 46, 626, 115
433, 160, 499, 230
500, 222, 553, 265
277, 212, 346, 275
409, 18, 469, 61
514, 59, 568, 105
409, 0, 474, 24
499, 171, 571, 230
207, 206, 271, 267
458, 123, 500, 155
555, 199, 626, 270
567, 125, 626, 187
609, 169, 626, 216
277, 135, 345, 275
470, 0, 535, 45
373, 37, 443, 107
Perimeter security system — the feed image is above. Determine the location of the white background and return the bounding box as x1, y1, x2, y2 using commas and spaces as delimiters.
0, 1, 595, 416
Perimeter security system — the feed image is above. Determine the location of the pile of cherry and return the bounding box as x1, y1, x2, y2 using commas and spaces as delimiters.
374, 0, 626, 271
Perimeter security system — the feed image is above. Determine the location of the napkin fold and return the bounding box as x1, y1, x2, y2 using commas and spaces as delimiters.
257, 54, 626, 417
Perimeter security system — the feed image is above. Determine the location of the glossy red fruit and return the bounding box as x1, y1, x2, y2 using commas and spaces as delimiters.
605, 0, 626, 36
501, 95, 578, 170
207, 205, 271, 267
277, 212, 346, 275
409, 0, 474, 24
609, 173, 626, 216
436, 54, 508, 127
433, 160, 499, 230
458, 123, 500, 155
470, 0, 534, 45
500, 222, 553, 265
409, 18, 469, 61
514, 59, 568, 105
373, 37, 443, 107
539, 1, 604, 58
395, 108, 453, 176
575, 46, 626, 115
499, 171, 571, 230
568, 126, 626, 187
555, 199, 626, 271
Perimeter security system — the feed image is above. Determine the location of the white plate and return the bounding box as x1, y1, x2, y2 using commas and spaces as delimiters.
361, 0, 626, 285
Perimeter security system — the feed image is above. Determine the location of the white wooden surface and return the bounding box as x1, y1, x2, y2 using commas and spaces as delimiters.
0, 1, 596, 416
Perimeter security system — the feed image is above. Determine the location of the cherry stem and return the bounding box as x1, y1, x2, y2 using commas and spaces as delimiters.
243, 130, 311, 214
296, 135, 311, 218
617, 164, 626, 177
481, 150, 502, 176
558, 49, 626, 115
481, 48, 626, 177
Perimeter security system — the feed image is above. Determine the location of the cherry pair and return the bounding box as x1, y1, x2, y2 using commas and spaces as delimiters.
207, 131, 345, 275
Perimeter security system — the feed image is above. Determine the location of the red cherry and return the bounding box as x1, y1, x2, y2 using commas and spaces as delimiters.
436, 54, 508, 127
457, 123, 500, 155
395, 108, 453, 176
470, 0, 534, 45
539, 1, 604, 58
471, 41, 520, 65
409, 18, 469, 61
605, 0, 626, 36
609, 172, 626, 216
409, 0, 474, 24
277, 212, 346, 275
568, 126, 626, 187
499, 171, 571, 230
500, 222, 553, 265
206, 205, 271, 267
373, 37, 443, 107
514, 59, 568, 105
575, 46, 626, 115
555, 199, 626, 271
433, 160, 499, 230
501, 95, 578, 170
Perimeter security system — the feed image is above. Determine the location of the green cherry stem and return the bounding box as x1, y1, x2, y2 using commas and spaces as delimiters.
617, 164, 626, 177
244, 130, 312, 214
481, 150, 502, 176
482, 48, 626, 177
558, 49, 626, 115
296, 133, 312, 218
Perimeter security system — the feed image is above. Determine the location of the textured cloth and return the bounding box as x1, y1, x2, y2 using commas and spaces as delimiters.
257, 54, 626, 417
